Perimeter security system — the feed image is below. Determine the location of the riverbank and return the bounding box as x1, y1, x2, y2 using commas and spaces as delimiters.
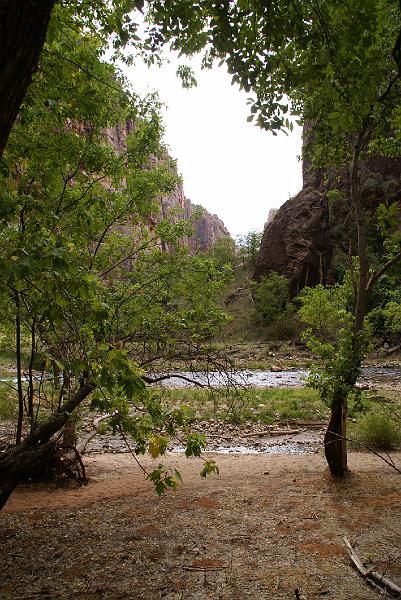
2, 451, 401, 600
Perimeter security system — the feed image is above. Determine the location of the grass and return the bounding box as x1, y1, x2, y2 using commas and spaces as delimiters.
0, 385, 18, 420
162, 386, 328, 424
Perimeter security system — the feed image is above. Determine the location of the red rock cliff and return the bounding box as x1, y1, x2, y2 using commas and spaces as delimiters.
104, 121, 231, 253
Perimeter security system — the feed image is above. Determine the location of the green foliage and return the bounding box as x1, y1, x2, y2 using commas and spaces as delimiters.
200, 460, 219, 478
146, 1, 401, 143
208, 236, 236, 271
298, 284, 346, 342
236, 231, 262, 268
146, 465, 182, 495
352, 412, 401, 450
377, 202, 400, 237
251, 272, 290, 325
382, 301, 401, 333
0, 4, 233, 488
184, 432, 207, 457
0, 386, 18, 420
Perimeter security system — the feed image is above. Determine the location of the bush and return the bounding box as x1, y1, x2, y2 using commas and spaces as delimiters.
353, 412, 401, 450
298, 284, 344, 342
0, 386, 18, 420
251, 272, 290, 325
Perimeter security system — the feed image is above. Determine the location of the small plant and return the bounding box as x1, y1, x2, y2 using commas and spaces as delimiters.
353, 412, 401, 451
0, 386, 18, 420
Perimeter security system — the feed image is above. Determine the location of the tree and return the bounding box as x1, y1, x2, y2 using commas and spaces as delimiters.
236, 230, 262, 268
0, 8, 228, 509
251, 272, 289, 325
0, 0, 146, 156
298, 285, 345, 343
0, 1, 56, 155
145, 0, 401, 476
208, 235, 236, 270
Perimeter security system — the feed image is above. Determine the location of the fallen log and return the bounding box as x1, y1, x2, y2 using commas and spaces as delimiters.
243, 429, 300, 438
343, 536, 401, 597
76, 413, 113, 455
287, 419, 327, 429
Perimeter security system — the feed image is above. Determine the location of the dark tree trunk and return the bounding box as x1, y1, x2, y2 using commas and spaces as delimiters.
324, 389, 348, 476
0, 0, 55, 156
0, 381, 95, 510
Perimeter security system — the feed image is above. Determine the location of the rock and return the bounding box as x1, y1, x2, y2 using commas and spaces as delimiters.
104, 120, 231, 254
254, 187, 332, 297
254, 124, 401, 297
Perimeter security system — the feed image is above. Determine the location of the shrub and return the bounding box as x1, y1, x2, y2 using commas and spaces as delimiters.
251, 272, 290, 325
353, 412, 401, 450
0, 386, 18, 420
298, 284, 345, 342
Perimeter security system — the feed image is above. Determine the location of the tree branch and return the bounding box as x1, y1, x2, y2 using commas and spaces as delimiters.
366, 250, 401, 293
142, 373, 206, 387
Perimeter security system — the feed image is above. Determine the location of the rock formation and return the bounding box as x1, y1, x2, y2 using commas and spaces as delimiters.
254, 130, 401, 296
104, 120, 231, 253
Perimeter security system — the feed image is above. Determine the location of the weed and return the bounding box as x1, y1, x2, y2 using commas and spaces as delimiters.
351, 412, 401, 450
0, 385, 18, 420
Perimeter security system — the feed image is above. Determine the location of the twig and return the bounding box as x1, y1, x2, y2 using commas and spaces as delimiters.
142, 373, 206, 387
343, 536, 401, 597
182, 565, 228, 572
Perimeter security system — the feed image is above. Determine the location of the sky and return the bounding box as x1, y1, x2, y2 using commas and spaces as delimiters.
125, 57, 303, 237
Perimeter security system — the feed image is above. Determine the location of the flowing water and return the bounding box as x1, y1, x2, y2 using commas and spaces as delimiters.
2, 365, 399, 455
157, 366, 401, 389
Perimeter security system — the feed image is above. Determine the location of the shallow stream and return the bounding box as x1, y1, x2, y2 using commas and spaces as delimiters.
158, 365, 401, 389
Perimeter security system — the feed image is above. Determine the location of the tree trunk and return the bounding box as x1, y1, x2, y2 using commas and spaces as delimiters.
0, 0, 55, 156
324, 389, 348, 476
0, 380, 95, 510
324, 138, 366, 478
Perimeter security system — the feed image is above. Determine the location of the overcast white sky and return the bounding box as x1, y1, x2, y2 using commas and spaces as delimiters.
125, 57, 303, 237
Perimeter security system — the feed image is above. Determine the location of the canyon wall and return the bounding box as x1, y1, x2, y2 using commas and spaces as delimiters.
104, 121, 231, 253
254, 134, 401, 296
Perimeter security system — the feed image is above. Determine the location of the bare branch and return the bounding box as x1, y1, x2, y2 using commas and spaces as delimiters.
366, 250, 401, 293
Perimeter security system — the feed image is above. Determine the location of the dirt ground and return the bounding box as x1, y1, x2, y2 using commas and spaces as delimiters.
1, 450, 401, 600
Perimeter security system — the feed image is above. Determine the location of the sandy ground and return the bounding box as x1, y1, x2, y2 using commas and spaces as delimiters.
1, 450, 401, 600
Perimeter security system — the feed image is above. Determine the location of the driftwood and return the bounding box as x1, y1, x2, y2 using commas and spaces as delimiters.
288, 419, 327, 429
76, 413, 112, 455
243, 429, 300, 438
343, 536, 401, 597
182, 565, 228, 572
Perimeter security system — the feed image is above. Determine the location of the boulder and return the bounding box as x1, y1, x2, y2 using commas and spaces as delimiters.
254, 187, 332, 297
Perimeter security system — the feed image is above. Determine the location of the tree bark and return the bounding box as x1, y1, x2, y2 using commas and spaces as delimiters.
0, 0, 55, 156
0, 380, 95, 510
324, 388, 348, 476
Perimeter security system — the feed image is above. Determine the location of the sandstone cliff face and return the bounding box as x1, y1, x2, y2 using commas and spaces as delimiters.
104, 120, 231, 252
254, 187, 332, 296
255, 137, 401, 295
